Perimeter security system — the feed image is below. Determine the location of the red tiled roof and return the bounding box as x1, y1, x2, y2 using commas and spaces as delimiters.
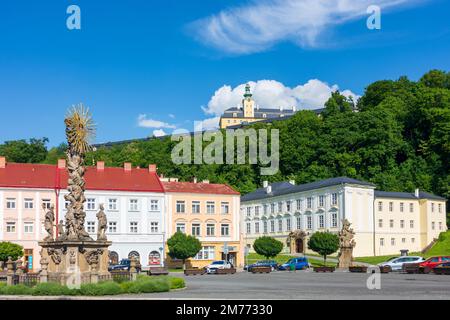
0, 163, 164, 193
162, 181, 239, 195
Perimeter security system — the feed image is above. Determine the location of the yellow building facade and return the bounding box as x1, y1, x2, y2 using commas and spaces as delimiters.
163, 179, 244, 269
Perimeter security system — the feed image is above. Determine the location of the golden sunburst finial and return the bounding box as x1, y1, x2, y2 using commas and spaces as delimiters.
65, 103, 96, 155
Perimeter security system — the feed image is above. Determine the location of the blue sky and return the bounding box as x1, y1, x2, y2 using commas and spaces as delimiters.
0, 0, 449, 146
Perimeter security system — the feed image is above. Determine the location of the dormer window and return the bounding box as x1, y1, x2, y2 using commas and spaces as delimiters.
233, 113, 237, 118
262, 113, 267, 118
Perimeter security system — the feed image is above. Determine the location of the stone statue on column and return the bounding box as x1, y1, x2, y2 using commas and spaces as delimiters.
43, 204, 55, 241
96, 204, 108, 241
337, 219, 356, 269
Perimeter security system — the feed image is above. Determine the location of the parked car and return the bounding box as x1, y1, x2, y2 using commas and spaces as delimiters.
419, 256, 450, 273
108, 259, 141, 272
244, 260, 279, 272
205, 260, 233, 274
378, 256, 424, 271
278, 257, 310, 271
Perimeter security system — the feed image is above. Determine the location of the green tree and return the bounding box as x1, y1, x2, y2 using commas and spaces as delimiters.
0, 242, 24, 264
253, 236, 283, 259
307, 232, 339, 265
0, 138, 48, 163
167, 232, 202, 270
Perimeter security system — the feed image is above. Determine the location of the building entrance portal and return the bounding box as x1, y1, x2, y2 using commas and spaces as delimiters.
296, 238, 304, 254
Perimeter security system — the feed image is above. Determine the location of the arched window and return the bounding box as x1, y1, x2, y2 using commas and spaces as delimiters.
109, 251, 119, 265
148, 251, 161, 265
128, 251, 140, 261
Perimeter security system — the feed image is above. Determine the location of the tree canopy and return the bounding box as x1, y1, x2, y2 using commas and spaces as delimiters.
307, 232, 339, 264
253, 236, 284, 259
167, 232, 202, 269
0, 242, 24, 263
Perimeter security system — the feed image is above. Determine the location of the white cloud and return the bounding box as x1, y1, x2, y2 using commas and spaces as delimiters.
194, 117, 221, 132
168, 114, 175, 119
137, 114, 176, 129
152, 129, 167, 137
189, 0, 423, 54
202, 79, 359, 116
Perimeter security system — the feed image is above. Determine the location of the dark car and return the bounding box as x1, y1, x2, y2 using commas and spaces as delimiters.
244, 260, 279, 272
108, 259, 141, 272
278, 257, 310, 270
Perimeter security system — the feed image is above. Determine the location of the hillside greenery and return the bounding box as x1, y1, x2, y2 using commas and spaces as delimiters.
1, 70, 449, 225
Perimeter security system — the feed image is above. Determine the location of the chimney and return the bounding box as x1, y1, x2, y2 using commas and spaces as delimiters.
193, 177, 197, 183
124, 162, 132, 172
57, 159, 66, 169
202, 179, 209, 184
279, 106, 283, 111
148, 164, 157, 173
289, 179, 296, 185
266, 185, 272, 194
263, 181, 268, 188
97, 161, 105, 171
292, 106, 296, 112
415, 188, 420, 198
0, 156, 5, 169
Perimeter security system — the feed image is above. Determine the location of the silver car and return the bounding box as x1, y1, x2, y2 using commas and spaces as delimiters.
378, 256, 424, 271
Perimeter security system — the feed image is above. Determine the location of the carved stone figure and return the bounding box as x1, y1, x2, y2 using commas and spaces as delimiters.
96, 204, 108, 241
84, 249, 104, 266
47, 248, 64, 265
337, 219, 356, 268
43, 204, 55, 241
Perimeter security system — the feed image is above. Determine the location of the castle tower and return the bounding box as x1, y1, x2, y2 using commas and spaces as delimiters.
242, 84, 255, 118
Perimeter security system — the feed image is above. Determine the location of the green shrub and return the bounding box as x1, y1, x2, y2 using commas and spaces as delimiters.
119, 280, 134, 292
32, 282, 73, 296
1, 284, 33, 295
169, 277, 185, 289
79, 281, 123, 296
123, 276, 170, 294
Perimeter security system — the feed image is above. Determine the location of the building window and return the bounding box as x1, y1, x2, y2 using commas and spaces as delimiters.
176, 223, 186, 234
207, 224, 215, 236
402, 238, 406, 244
262, 113, 267, 118
278, 202, 282, 212
6, 198, 16, 209
400, 202, 404, 212
411, 238, 415, 243
192, 201, 200, 214
191, 223, 201, 236
108, 198, 118, 211
378, 201, 383, 212
87, 221, 95, 233
390, 220, 394, 228
307, 216, 312, 230
296, 216, 301, 229
24, 222, 34, 233
24, 198, 34, 209
263, 205, 268, 215
176, 201, 185, 213
150, 200, 159, 211
150, 222, 159, 233
42, 199, 51, 209
331, 193, 338, 206
432, 222, 435, 230
108, 221, 117, 233
378, 219, 383, 228
270, 203, 275, 214
296, 199, 302, 211
286, 218, 291, 231
246, 207, 252, 216
194, 246, 215, 260
409, 203, 414, 213
129, 199, 139, 211
270, 220, 275, 233
278, 219, 282, 232
246, 222, 251, 234
391, 238, 396, 246
263, 221, 268, 233
380, 238, 384, 246
206, 201, 215, 214
319, 195, 325, 207
221, 224, 230, 236
389, 202, 393, 212
307, 197, 313, 209
286, 201, 291, 212
86, 198, 96, 211
6, 222, 16, 233
319, 215, 324, 228
332, 213, 338, 228
129, 222, 138, 233
255, 221, 260, 233
439, 222, 443, 230
431, 203, 435, 213
410, 220, 414, 228
438, 203, 442, 213
400, 220, 404, 228
221, 202, 229, 214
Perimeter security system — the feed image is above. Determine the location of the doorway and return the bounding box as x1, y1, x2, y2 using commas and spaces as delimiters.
222, 252, 236, 267
295, 239, 304, 254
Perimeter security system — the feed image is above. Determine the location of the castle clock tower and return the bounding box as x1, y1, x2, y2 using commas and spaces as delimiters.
242, 83, 255, 118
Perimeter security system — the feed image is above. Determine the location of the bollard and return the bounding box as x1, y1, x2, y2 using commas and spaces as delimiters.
6, 257, 14, 286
